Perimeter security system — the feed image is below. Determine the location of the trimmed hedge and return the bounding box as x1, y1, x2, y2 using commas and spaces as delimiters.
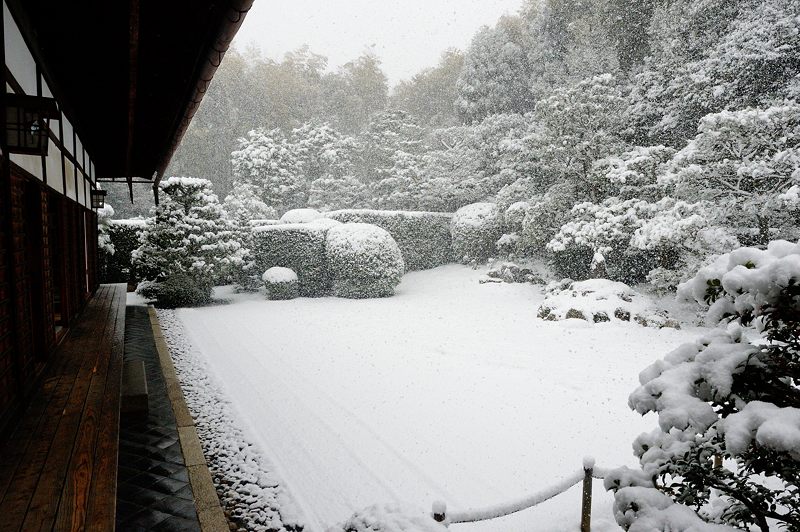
451, 203, 504, 263
250, 222, 333, 296
326, 223, 404, 298
325, 209, 452, 270
100, 219, 146, 284
262, 267, 299, 300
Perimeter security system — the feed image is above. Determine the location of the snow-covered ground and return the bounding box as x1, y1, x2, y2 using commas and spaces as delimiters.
167, 265, 704, 531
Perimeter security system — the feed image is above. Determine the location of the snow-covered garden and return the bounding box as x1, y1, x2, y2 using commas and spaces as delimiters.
103, 0, 800, 529
158, 265, 700, 531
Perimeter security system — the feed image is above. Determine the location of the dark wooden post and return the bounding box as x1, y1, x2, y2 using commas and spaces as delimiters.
581, 457, 594, 532
432, 501, 447, 525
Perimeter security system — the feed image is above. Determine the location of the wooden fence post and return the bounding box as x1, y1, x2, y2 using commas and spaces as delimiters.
581, 457, 594, 532
432, 501, 447, 525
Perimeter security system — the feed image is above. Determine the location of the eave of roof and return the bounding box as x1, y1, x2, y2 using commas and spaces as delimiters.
6, 0, 253, 193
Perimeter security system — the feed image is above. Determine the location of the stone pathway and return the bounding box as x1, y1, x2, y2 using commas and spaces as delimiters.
115, 305, 202, 531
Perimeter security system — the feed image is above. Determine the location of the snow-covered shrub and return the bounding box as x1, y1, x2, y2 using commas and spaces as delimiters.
327, 504, 446, 532
326, 223, 404, 299
607, 240, 800, 530
262, 267, 299, 300
537, 279, 673, 328
326, 209, 452, 270
102, 219, 146, 284
450, 203, 503, 263
280, 208, 322, 224
97, 204, 115, 256
133, 177, 243, 306
138, 272, 212, 308
547, 198, 658, 283
251, 223, 333, 297
519, 183, 577, 257
632, 199, 740, 292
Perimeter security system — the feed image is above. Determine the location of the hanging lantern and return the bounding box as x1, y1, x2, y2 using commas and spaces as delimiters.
90, 189, 107, 209
4, 93, 59, 155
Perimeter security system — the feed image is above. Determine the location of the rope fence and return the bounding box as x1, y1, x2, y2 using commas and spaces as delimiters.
432, 457, 610, 531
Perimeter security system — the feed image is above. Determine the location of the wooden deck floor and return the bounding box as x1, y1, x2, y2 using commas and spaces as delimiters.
0, 284, 126, 531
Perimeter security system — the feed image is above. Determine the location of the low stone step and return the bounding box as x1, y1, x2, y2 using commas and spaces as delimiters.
121, 359, 149, 419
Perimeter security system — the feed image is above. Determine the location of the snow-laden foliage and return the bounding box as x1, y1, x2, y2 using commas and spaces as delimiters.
451, 203, 504, 263
101, 219, 146, 284
280, 208, 323, 224
262, 267, 299, 300
664, 105, 800, 245
608, 240, 800, 531
326, 223, 404, 299
97, 204, 115, 255
251, 223, 334, 297
133, 177, 243, 306
231, 128, 307, 214
223, 183, 279, 224
326, 504, 446, 532
325, 209, 452, 271
629, 0, 800, 145
531, 74, 629, 201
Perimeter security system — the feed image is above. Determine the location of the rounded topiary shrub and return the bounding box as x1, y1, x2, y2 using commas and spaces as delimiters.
262, 267, 299, 300
280, 208, 322, 224
451, 202, 504, 263
326, 223, 405, 299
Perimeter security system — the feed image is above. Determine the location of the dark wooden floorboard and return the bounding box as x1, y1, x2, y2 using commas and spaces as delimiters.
0, 285, 126, 532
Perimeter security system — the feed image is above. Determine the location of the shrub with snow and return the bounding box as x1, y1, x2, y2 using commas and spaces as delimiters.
133, 177, 243, 307
326, 504, 446, 532
281, 208, 323, 224
537, 279, 674, 327
326, 209, 452, 271
100, 218, 146, 284
450, 202, 503, 263
251, 223, 333, 297
606, 240, 800, 531
262, 267, 299, 300
326, 223, 404, 299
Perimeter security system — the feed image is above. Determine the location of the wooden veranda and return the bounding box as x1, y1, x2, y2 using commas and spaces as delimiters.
0, 284, 126, 531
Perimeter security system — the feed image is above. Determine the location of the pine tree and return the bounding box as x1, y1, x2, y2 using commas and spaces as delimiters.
133, 177, 244, 306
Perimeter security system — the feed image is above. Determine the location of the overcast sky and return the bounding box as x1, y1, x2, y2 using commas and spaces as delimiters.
233, 0, 525, 87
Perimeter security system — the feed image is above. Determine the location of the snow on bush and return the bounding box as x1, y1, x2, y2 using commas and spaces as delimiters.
251, 223, 333, 297
133, 177, 243, 307
281, 208, 323, 224
326, 209, 452, 271
100, 218, 146, 284
450, 202, 503, 263
537, 279, 675, 328
326, 223, 404, 298
156, 309, 303, 532
606, 240, 800, 531
326, 504, 446, 532
262, 267, 299, 300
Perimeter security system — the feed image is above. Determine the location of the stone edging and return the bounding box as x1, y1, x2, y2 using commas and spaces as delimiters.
147, 306, 229, 532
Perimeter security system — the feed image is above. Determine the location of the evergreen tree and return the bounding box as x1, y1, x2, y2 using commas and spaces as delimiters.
133, 177, 243, 306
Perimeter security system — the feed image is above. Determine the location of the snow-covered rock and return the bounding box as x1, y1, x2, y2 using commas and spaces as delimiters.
537, 279, 672, 327
326, 223, 405, 298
